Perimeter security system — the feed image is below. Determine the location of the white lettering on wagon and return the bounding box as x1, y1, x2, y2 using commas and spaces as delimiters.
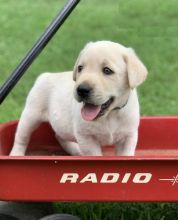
59, 173, 152, 184
80, 173, 97, 183
133, 173, 152, 183
101, 173, 120, 183
159, 174, 178, 186
60, 173, 79, 183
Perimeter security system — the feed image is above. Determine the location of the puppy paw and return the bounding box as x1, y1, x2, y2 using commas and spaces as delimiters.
9, 145, 26, 156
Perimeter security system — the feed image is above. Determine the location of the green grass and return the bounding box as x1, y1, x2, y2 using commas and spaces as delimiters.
1, 0, 178, 219
53, 202, 178, 220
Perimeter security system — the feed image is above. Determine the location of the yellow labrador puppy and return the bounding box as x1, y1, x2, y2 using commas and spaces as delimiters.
10, 41, 147, 156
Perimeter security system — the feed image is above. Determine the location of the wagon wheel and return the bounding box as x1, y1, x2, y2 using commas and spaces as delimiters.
39, 213, 80, 220
0, 214, 20, 220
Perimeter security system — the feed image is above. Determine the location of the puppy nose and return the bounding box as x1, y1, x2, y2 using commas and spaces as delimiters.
77, 84, 92, 98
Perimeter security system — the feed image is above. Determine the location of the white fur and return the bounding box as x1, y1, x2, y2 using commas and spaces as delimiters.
10, 41, 147, 156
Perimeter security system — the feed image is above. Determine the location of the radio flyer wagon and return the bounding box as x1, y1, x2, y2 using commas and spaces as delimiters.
0, 0, 178, 207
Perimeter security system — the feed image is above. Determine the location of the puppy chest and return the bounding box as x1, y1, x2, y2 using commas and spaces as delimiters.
49, 114, 75, 142
89, 118, 128, 145
92, 129, 121, 146
53, 125, 75, 142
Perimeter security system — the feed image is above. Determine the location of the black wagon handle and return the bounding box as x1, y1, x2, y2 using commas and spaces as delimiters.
0, 0, 80, 104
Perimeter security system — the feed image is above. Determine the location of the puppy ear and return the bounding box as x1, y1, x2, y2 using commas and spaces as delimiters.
124, 48, 148, 89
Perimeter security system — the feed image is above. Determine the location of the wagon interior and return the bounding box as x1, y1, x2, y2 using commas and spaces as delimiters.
1, 117, 178, 157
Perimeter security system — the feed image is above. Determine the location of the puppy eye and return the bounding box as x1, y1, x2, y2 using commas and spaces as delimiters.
78, 65, 83, 73
103, 67, 114, 75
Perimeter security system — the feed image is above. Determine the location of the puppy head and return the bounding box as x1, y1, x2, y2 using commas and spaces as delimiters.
73, 41, 147, 121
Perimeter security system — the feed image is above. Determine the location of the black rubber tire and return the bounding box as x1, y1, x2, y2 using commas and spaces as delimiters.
39, 213, 80, 220
0, 214, 20, 220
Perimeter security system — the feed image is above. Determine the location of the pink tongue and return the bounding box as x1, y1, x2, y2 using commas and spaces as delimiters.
81, 103, 101, 121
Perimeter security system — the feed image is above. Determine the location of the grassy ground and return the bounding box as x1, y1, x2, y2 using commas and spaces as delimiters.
54, 202, 178, 220
1, 0, 178, 121
1, 0, 178, 219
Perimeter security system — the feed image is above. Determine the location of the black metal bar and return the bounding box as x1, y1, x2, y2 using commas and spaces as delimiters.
0, 0, 80, 104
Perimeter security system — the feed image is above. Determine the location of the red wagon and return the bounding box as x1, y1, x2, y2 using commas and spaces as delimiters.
0, 116, 178, 202
0, 2, 178, 217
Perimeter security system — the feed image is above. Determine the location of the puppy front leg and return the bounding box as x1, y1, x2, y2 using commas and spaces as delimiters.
77, 136, 103, 156
55, 135, 82, 156
115, 132, 138, 156
10, 110, 42, 156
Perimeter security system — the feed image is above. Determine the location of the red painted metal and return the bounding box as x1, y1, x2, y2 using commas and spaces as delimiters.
0, 117, 178, 202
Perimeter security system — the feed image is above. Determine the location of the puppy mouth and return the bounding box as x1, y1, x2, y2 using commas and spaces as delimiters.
81, 97, 114, 121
